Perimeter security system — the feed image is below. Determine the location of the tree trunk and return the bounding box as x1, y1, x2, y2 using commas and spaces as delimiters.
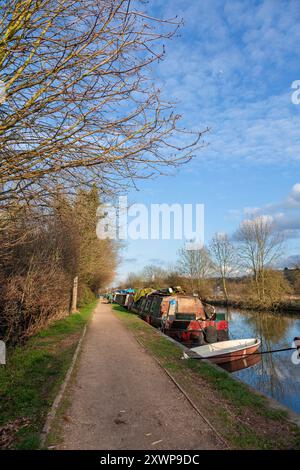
222, 276, 229, 303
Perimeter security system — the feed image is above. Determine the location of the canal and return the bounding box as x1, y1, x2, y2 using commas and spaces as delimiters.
218, 307, 300, 415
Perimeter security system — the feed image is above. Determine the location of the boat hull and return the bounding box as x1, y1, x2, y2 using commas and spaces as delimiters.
187, 338, 261, 364
209, 342, 260, 364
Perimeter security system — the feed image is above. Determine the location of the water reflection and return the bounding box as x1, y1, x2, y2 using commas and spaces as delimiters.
218, 307, 300, 414
220, 352, 261, 373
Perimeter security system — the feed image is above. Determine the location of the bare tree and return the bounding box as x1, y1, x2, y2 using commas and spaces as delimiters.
210, 232, 236, 301
0, 0, 206, 207
125, 272, 145, 289
235, 215, 284, 302
177, 246, 213, 297
142, 264, 167, 287
164, 265, 184, 288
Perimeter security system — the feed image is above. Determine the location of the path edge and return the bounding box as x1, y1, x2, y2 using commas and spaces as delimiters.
40, 319, 89, 448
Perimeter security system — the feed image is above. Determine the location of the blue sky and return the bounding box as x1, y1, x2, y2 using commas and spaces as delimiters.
116, 0, 300, 282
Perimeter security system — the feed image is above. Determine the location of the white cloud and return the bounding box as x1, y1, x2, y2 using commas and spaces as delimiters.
266, 183, 300, 212
151, 0, 300, 168
289, 183, 300, 205
240, 183, 300, 239
225, 209, 240, 221
243, 207, 261, 216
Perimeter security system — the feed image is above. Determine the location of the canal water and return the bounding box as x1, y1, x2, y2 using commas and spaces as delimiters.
218, 307, 300, 415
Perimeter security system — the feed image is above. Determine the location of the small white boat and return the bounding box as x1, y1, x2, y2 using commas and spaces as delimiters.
183, 338, 261, 364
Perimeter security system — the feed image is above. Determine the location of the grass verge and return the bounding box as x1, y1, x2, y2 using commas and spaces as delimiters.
113, 304, 300, 450
0, 301, 97, 450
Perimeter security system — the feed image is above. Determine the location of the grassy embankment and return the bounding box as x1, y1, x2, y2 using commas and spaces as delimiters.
113, 304, 300, 450
0, 301, 97, 450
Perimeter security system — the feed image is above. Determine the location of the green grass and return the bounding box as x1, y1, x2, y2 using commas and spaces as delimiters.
113, 304, 300, 450
0, 301, 97, 450
185, 359, 284, 416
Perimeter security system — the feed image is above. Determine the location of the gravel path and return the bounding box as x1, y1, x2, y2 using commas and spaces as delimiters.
58, 301, 223, 450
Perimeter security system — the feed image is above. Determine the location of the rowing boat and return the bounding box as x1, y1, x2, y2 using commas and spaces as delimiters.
184, 338, 261, 364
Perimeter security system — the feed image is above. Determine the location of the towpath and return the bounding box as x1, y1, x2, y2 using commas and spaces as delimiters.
58, 301, 224, 450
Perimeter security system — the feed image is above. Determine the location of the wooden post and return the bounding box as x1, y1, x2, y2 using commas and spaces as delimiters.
71, 276, 78, 313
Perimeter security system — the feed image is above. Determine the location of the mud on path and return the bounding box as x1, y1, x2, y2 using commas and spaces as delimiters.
57, 301, 224, 450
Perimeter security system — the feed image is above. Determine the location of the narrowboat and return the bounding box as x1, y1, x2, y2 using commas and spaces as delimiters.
130, 289, 229, 346
113, 289, 135, 309
114, 292, 127, 306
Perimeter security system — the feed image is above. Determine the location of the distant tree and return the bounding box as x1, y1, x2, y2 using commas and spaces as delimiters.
244, 269, 291, 309
262, 269, 291, 308
293, 274, 300, 296
125, 272, 145, 289
142, 264, 167, 288
235, 216, 284, 303
164, 266, 185, 289
282, 266, 300, 296
210, 232, 236, 301
177, 246, 213, 297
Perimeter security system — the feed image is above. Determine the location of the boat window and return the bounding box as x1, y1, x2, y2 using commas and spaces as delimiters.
144, 297, 153, 313
139, 297, 147, 311
150, 297, 162, 317
176, 313, 196, 320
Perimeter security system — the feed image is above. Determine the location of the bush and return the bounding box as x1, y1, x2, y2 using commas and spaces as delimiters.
244, 269, 291, 309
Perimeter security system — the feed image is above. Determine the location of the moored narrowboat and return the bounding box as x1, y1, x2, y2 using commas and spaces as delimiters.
130, 289, 228, 346
111, 289, 135, 309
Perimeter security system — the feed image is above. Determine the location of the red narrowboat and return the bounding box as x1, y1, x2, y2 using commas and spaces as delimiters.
130, 290, 228, 346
